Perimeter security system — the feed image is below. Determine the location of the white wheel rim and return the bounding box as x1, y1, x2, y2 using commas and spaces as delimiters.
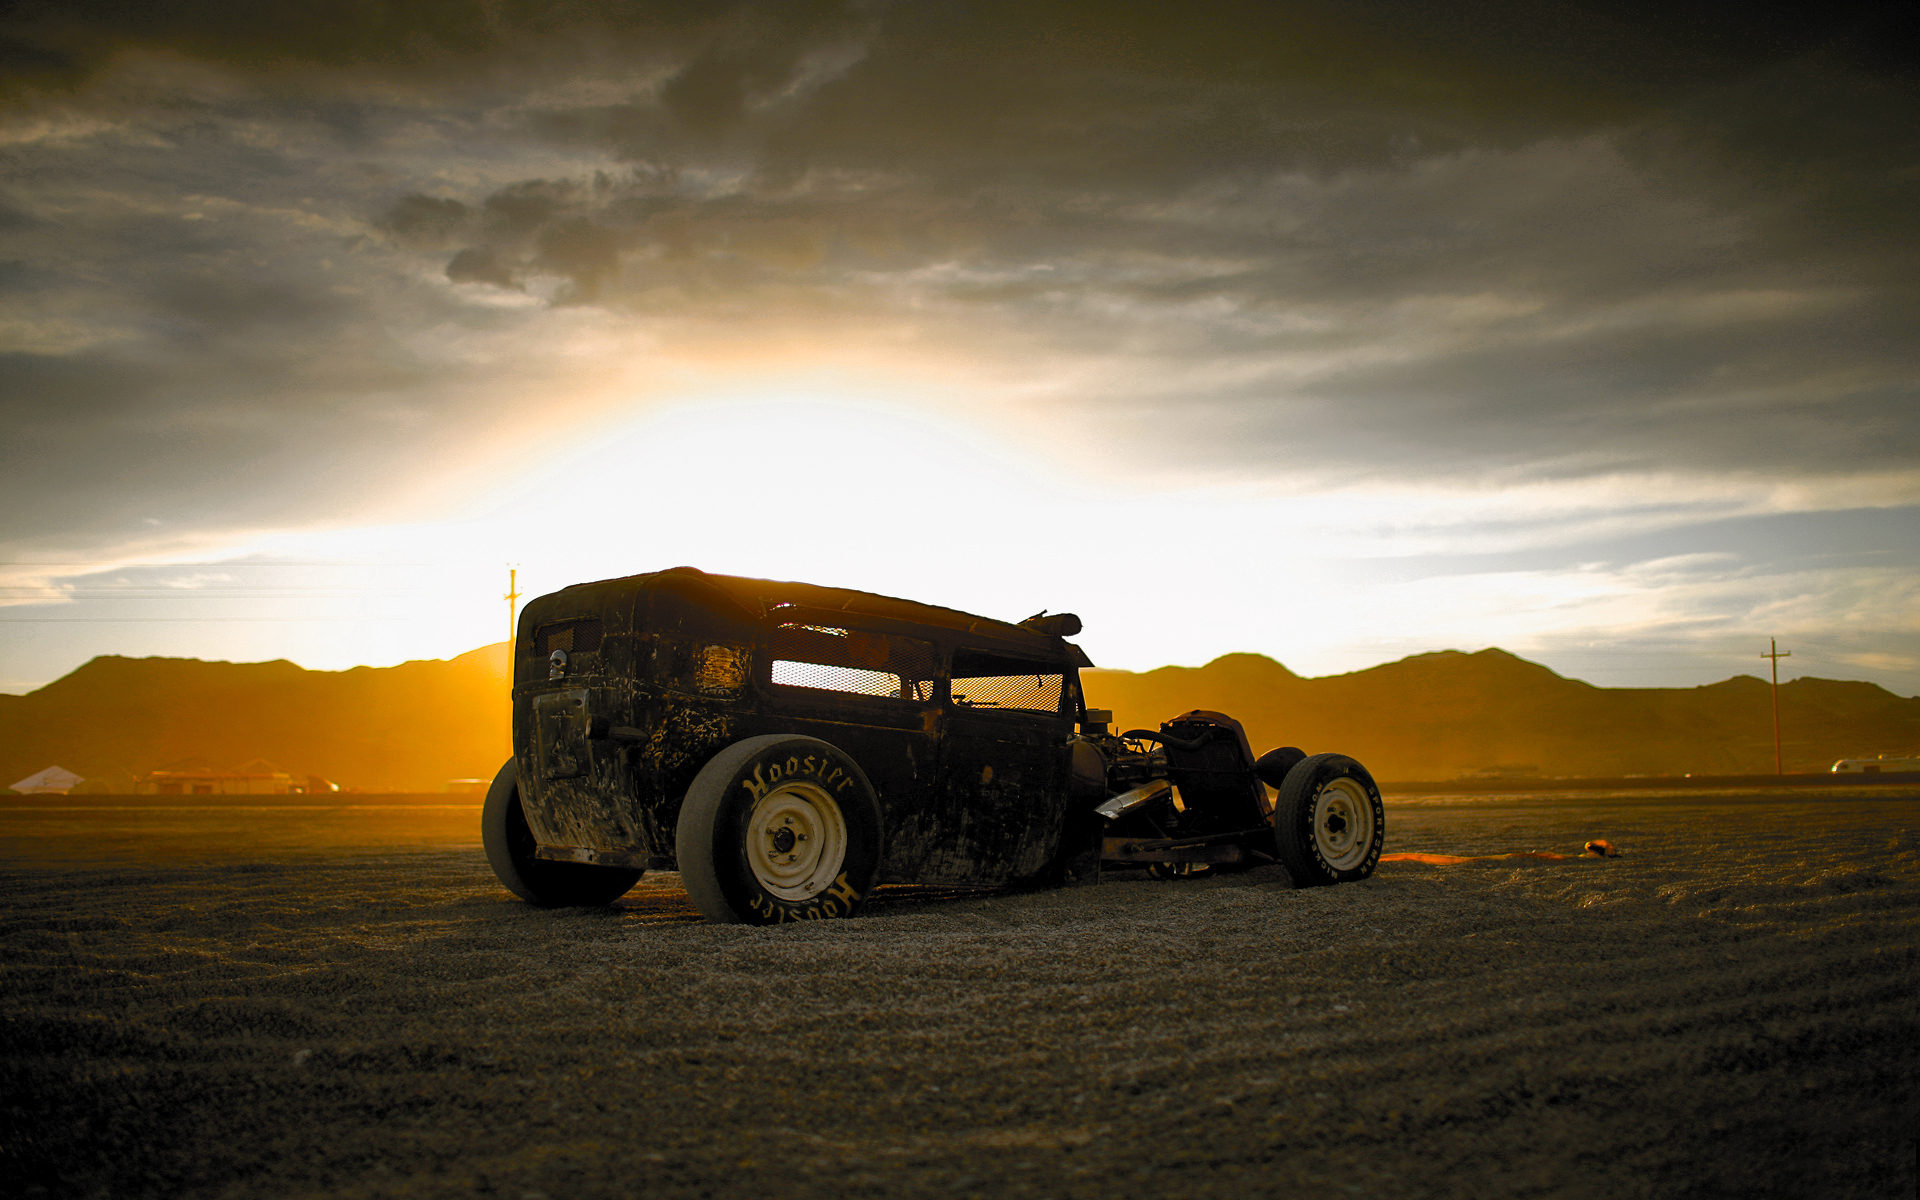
1312, 777, 1375, 872
746, 781, 849, 901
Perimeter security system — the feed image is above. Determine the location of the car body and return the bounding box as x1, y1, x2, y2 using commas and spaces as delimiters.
482, 566, 1384, 923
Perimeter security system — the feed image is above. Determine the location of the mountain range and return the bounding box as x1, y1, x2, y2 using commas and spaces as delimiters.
1087, 650, 1919, 779
4, 645, 1916, 792
1, 645, 510, 794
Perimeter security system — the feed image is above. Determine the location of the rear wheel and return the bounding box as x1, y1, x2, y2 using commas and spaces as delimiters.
481, 758, 642, 906
676, 735, 884, 925
1271, 753, 1385, 887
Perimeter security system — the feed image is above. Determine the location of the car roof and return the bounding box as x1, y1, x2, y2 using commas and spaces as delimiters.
589, 566, 1094, 667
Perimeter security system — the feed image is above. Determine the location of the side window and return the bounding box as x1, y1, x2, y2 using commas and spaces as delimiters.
950, 648, 1066, 714
771, 624, 937, 701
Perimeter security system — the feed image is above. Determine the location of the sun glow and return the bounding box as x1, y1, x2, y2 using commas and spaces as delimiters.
10, 380, 1915, 694
448, 388, 1107, 627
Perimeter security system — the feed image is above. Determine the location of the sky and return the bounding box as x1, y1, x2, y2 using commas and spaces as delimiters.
2, 1, 1916, 697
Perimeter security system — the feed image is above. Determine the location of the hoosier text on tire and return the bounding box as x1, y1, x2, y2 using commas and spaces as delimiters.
674, 734, 885, 925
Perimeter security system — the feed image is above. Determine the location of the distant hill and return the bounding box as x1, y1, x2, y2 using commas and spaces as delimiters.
0, 645, 510, 793
5, 644, 1916, 792
1085, 650, 1920, 779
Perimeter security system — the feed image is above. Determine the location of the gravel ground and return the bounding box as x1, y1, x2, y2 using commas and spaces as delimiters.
2, 789, 1917, 1199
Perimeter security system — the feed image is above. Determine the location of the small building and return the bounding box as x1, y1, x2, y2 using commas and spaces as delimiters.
9, 766, 84, 795
1831, 755, 1920, 774
136, 758, 296, 796
1452, 764, 1543, 781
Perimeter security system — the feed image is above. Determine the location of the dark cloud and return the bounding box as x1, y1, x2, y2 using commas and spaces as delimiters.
0, 0, 868, 97
0, 0, 513, 87
0, 351, 156, 424
444, 246, 514, 288
661, 48, 797, 137
1292, 304, 1920, 479
481, 179, 579, 239
377, 194, 471, 246
0, 192, 495, 547
495, 1, 1915, 192
1, 0, 1916, 550
1386, 505, 1920, 581
0, 321, 452, 546
533, 217, 634, 300
148, 274, 358, 342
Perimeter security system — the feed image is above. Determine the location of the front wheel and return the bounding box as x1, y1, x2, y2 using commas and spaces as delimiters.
1271, 753, 1385, 887
481, 758, 642, 906
675, 735, 884, 925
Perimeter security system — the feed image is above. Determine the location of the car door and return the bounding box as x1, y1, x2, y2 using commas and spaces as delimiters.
924, 645, 1072, 885
758, 619, 941, 878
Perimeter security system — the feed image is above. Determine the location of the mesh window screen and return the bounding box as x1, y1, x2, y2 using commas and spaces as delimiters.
950, 672, 1063, 713
771, 624, 936, 701
537, 618, 603, 655
771, 661, 901, 697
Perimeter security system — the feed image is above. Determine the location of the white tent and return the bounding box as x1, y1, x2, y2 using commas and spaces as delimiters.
10, 766, 84, 794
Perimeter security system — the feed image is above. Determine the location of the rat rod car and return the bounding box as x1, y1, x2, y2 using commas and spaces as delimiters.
482, 567, 1384, 924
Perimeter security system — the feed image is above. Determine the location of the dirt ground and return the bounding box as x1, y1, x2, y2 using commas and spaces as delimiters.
3, 789, 1917, 1200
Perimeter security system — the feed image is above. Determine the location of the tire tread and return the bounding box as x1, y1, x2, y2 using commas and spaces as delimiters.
1271, 752, 1385, 887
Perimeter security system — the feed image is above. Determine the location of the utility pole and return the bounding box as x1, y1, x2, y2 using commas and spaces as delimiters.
505, 565, 522, 646
1762, 638, 1791, 775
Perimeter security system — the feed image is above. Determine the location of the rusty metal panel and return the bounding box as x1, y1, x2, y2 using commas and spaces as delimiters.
533, 690, 590, 779
532, 845, 670, 870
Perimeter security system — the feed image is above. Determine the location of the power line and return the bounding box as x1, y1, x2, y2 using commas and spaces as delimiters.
1762, 638, 1791, 775
504, 564, 522, 646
